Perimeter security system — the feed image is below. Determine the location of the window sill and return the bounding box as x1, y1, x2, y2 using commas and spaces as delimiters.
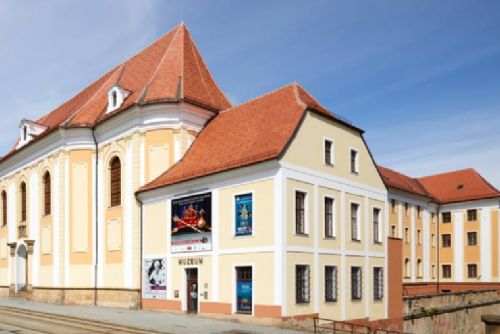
373, 241, 382, 245
350, 239, 361, 243
324, 163, 335, 168
325, 300, 338, 303
295, 301, 311, 305
295, 233, 309, 237
350, 171, 359, 176
324, 236, 336, 241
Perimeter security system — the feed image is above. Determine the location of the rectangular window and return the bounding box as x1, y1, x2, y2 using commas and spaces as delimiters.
431, 212, 436, 223
442, 212, 451, 223
296, 265, 310, 304
324, 140, 333, 166
417, 229, 421, 245
351, 267, 362, 300
391, 199, 396, 213
467, 209, 477, 222
373, 267, 383, 300
391, 225, 396, 238
467, 264, 478, 278
350, 149, 359, 173
432, 234, 436, 247
295, 191, 306, 235
404, 203, 409, 216
467, 232, 477, 246
325, 266, 338, 302
235, 193, 253, 236
442, 265, 452, 278
442, 234, 452, 248
351, 203, 359, 241
417, 206, 421, 219
324, 197, 335, 238
404, 227, 409, 244
236, 267, 253, 314
431, 265, 436, 279
373, 208, 381, 243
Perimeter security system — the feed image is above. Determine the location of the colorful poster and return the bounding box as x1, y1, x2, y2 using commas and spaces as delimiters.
235, 194, 253, 236
171, 192, 212, 253
142, 258, 167, 299
236, 280, 252, 313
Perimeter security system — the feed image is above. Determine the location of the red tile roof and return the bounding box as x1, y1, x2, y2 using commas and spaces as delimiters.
417, 168, 500, 204
379, 166, 500, 204
1, 23, 230, 162
377, 166, 430, 198
140, 83, 353, 192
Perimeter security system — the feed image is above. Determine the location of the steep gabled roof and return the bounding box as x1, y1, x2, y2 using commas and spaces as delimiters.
140, 82, 355, 192
379, 166, 500, 204
417, 168, 500, 204
378, 166, 430, 198
2, 23, 231, 162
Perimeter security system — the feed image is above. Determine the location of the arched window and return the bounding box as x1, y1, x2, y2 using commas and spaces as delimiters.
1, 190, 7, 226
20, 182, 27, 222
404, 258, 410, 278
43, 171, 51, 216
110, 157, 121, 207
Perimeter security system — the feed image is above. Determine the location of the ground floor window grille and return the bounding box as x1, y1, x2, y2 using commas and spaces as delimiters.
325, 266, 338, 302
351, 267, 362, 300
296, 265, 310, 304
373, 267, 383, 300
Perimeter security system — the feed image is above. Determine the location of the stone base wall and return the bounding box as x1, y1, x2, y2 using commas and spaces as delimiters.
404, 290, 500, 334
30, 288, 140, 309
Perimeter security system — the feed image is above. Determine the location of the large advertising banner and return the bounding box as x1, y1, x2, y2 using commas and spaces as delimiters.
235, 193, 253, 236
142, 258, 167, 299
171, 192, 212, 253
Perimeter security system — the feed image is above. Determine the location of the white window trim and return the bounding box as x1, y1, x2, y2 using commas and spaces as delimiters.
466, 230, 479, 246
323, 137, 335, 167
372, 205, 382, 244
441, 233, 452, 248
232, 190, 256, 238
349, 147, 360, 174
466, 262, 479, 279
293, 188, 310, 235
323, 195, 337, 239
349, 201, 361, 241
417, 228, 422, 245
441, 263, 453, 279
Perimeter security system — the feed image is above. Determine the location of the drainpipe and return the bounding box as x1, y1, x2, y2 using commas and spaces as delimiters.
92, 128, 99, 306
135, 193, 144, 309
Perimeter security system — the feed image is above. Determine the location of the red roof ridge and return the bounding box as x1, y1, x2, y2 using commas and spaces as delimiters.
219, 82, 297, 114
417, 167, 476, 180
183, 26, 232, 109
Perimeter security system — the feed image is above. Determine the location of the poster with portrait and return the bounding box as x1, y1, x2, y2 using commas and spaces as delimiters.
235, 193, 253, 236
171, 192, 212, 253
142, 258, 167, 299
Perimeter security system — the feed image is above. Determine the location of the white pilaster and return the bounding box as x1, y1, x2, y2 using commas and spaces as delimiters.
211, 189, 219, 301
97, 156, 105, 287
64, 154, 70, 287
410, 206, 416, 282
53, 158, 60, 287
454, 211, 464, 282
480, 208, 492, 282
29, 171, 40, 286
423, 211, 430, 281
124, 140, 133, 288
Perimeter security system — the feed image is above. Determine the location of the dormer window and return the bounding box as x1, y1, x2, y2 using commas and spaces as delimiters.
16, 120, 48, 149
106, 85, 129, 114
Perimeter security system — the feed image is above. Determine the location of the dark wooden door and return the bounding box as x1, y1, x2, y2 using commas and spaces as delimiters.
186, 268, 198, 313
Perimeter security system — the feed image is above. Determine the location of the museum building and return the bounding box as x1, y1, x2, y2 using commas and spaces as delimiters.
11, 21, 500, 326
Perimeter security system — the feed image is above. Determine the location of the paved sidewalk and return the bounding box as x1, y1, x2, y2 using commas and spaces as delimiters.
0, 297, 308, 334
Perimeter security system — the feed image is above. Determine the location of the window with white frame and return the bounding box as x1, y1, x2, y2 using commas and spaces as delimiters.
417, 229, 421, 245
431, 264, 436, 279
350, 149, 359, 174
432, 234, 436, 247
296, 265, 310, 304
324, 197, 335, 238
417, 259, 422, 278
391, 225, 396, 238
325, 266, 338, 302
324, 139, 334, 166
467, 264, 477, 278
351, 203, 360, 241
373, 267, 383, 300
467, 231, 477, 246
373, 208, 381, 243
351, 267, 362, 300
442, 264, 452, 278
295, 191, 307, 235
404, 227, 409, 244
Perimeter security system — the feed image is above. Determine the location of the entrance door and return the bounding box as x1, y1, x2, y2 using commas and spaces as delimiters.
16, 245, 27, 291
186, 268, 198, 313
236, 266, 252, 314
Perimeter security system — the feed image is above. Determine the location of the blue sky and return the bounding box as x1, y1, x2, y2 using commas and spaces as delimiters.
1, 1, 499, 186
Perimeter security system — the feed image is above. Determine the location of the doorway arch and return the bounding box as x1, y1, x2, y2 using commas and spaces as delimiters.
16, 244, 27, 291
